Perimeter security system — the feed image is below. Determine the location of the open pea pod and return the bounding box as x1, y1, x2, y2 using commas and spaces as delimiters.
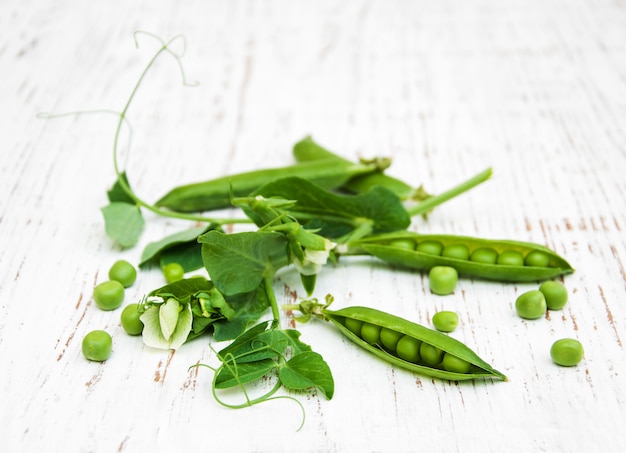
350, 232, 574, 282
323, 306, 506, 381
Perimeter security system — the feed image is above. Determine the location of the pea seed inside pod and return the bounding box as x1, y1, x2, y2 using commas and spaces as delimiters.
497, 250, 524, 266
344, 317, 364, 336
420, 343, 444, 365
524, 250, 551, 267
441, 244, 470, 261
380, 327, 403, 350
396, 335, 421, 363
388, 238, 416, 251
442, 353, 472, 373
417, 240, 443, 255
361, 323, 382, 345
470, 247, 499, 264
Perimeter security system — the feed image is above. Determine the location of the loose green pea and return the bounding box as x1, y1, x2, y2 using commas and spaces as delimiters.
120, 303, 144, 335
388, 238, 416, 251
432, 311, 459, 333
344, 317, 364, 336
396, 335, 421, 363
441, 244, 470, 261
380, 327, 403, 351
539, 281, 568, 310
93, 280, 125, 311
550, 338, 584, 366
108, 259, 137, 288
470, 247, 498, 264
515, 290, 547, 319
497, 250, 524, 266
442, 353, 472, 373
361, 323, 382, 345
162, 262, 184, 283
82, 330, 112, 362
524, 250, 551, 267
420, 343, 444, 365
429, 266, 458, 295
417, 240, 443, 256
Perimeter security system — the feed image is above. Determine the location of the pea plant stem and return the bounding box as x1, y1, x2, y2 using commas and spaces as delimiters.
111, 32, 251, 226
406, 168, 492, 218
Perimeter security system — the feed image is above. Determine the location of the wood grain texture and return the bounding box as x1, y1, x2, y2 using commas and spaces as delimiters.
1, 0, 625, 451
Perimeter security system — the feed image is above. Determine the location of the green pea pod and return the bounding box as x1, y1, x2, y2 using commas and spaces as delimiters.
293, 136, 420, 201
323, 306, 507, 381
350, 232, 574, 282
155, 158, 384, 213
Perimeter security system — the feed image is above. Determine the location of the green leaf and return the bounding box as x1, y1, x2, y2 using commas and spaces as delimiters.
212, 283, 271, 341
279, 351, 334, 399
148, 276, 214, 302
214, 358, 277, 389
252, 177, 410, 239
139, 224, 216, 270
217, 322, 290, 364
101, 202, 144, 248
198, 230, 290, 295
106, 173, 135, 204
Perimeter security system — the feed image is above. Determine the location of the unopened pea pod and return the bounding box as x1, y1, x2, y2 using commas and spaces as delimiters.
350, 232, 574, 282
155, 158, 382, 213
323, 306, 507, 381
293, 136, 420, 201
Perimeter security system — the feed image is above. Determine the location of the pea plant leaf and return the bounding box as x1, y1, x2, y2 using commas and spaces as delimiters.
212, 282, 271, 341
214, 358, 278, 389
101, 202, 144, 248
279, 351, 335, 399
139, 224, 218, 271
251, 177, 410, 240
106, 173, 135, 204
198, 230, 290, 295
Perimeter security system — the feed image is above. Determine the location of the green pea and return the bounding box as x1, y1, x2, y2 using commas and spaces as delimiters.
344, 317, 364, 336
497, 250, 524, 266
441, 244, 469, 261
82, 330, 112, 362
515, 290, 547, 319
442, 353, 472, 373
429, 266, 458, 295
420, 342, 443, 365
380, 327, 403, 351
396, 335, 421, 363
432, 311, 459, 333
539, 281, 568, 310
361, 323, 382, 345
108, 259, 137, 288
416, 240, 443, 256
162, 262, 184, 283
93, 280, 125, 311
550, 338, 584, 366
470, 247, 498, 264
524, 250, 551, 267
388, 238, 416, 251
120, 303, 144, 335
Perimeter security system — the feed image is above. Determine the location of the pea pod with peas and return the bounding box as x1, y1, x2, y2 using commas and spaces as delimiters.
285, 298, 507, 382
344, 231, 574, 282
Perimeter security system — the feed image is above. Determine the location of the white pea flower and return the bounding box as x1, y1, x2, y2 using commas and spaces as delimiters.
293, 239, 335, 276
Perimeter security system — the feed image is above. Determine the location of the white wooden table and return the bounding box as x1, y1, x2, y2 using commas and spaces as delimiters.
2, 0, 626, 451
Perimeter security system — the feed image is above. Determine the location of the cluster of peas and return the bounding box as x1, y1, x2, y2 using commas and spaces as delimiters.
515, 282, 584, 367
342, 315, 473, 374
81, 260, 186, 362
389, 238, 553, 268
390, 237, 583, 368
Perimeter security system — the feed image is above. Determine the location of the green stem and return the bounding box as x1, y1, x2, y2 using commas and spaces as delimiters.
111, 33, 250, 226
406, 168, 492, 217
265, 276, 281, 325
